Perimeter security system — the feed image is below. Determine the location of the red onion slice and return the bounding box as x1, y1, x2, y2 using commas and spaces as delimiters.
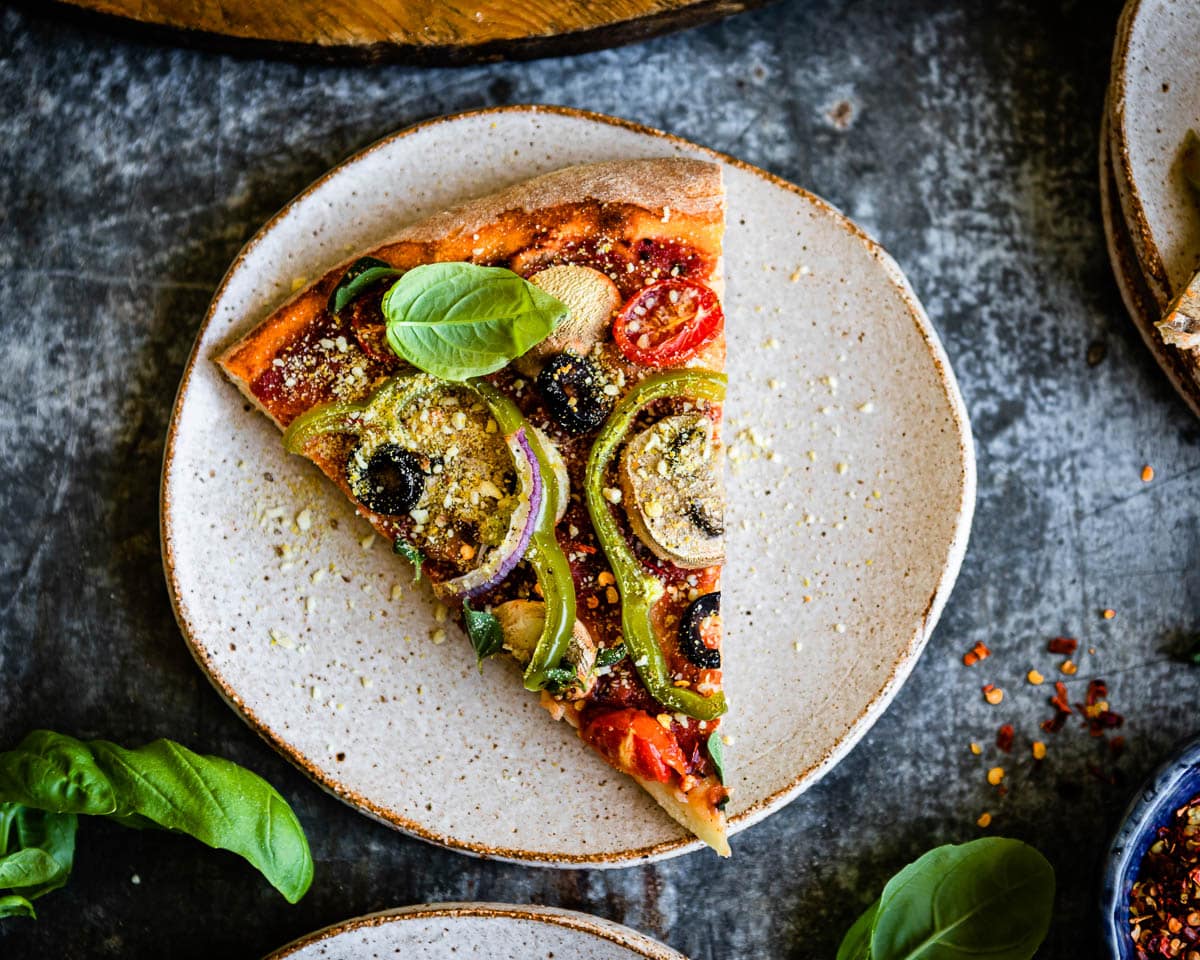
434, 427, 542, 601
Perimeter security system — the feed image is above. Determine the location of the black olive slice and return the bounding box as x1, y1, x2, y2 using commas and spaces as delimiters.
679, 591, 722, 670
346, 443, 426, 515
536, 352, 612, 435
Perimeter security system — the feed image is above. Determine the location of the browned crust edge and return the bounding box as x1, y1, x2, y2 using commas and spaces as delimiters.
160, 104, 976, 867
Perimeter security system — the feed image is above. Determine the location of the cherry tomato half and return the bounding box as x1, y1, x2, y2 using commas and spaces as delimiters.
583, 708, 688, 783
612, 279, 723, 368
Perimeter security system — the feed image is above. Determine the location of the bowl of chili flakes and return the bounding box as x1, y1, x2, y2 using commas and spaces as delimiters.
1103, 734, 1200, 959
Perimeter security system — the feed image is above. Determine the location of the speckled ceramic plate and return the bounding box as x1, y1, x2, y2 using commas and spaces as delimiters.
265, 903, 685, 959
1110, 0, 1200, 307
1104, 8, 1200, 418
162, 106, 975, 866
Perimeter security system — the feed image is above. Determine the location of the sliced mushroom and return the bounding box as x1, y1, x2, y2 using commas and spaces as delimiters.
491, 600, 597, 698
619, 413, 724, 569
514, 265, 621, 377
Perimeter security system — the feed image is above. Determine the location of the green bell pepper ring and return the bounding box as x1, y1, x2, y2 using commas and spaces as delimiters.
468, 379, 577, 692
584, 369, 728, 721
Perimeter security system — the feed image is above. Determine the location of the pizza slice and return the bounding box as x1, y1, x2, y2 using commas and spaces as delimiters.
217, 158, 732, 855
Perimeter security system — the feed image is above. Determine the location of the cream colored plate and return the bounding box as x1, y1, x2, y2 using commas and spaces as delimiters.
265, 903, 684, 959
1110, 0, 1200, 307
161, 106, 975, 866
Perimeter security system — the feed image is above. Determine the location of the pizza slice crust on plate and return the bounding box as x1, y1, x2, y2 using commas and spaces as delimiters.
217, 158, 733, 855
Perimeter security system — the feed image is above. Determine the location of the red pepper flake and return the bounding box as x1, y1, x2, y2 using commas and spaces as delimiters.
1128, 793, 1200, 954
1048, 636, 1078, 655
961, 641, 991, 666
982, 683, 1004, 705
996, 723, 1015, 753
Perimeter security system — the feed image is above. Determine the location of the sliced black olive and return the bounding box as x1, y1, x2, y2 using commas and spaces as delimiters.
346, 443, 425, 515
536, 352, 612, 435
687, 500, 724, 538
679, 591, 721, 670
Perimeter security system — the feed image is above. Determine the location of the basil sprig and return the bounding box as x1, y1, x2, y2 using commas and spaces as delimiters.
382, 262, 567, 381
836, 837, 1054, 960
0, 731, 313, 917
463, 601, 504, 669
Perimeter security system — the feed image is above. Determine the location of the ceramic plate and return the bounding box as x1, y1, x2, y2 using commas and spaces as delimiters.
1110, 0, 1200, 306
162, 106, 975, 865
265, 903, 684, 959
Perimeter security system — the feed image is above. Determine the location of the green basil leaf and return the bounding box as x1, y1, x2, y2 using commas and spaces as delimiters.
868, 837, 1054, 960
463, 601, 504, 669
0, 731, 116, 815
393, 539, 424, 583
836, 899, 878, 960
0, 803, 77, 920
86, 739, 313, 904
382, 262, 567, 381
706, 731, 727, 784
541, 666, 578, 691
595, 643, 627, 668
328, 257, 404, 317
0, 894, 35, 919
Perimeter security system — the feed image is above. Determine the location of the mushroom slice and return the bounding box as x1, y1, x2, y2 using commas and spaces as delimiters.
619, 413, 724, 569
514, 265, 621, 376
492, 600, 597, 698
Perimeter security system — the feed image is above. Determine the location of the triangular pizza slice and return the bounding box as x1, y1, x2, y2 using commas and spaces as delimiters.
218, 159, 732, 854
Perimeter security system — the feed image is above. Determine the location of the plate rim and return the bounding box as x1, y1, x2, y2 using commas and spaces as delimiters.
264, 902, 685, 960
160, 104, 976, 866
1101, 88, 1200, 419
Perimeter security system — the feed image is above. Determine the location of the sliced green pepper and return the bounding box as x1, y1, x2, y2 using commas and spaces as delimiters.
468, 379, 577, 692
281, 374, 442, 455
584, 369, 728, 721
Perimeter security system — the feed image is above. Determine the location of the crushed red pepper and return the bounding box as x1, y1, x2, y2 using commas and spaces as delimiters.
1129, 793, 1200, 958
996, 723, 1015, 753
1048, 636, 1079, 656
962, 641, 992, 666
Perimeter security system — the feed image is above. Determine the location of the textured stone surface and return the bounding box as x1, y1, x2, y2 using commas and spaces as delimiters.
1, 1, 1199, 957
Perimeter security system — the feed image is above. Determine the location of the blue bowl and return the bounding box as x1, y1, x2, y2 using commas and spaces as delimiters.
1101, 734, 1200, 957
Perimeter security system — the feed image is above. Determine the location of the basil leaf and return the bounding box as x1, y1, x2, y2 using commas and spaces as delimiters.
0, 894, 35, 919
595, 643, 627, 668
541, 666, 578, 690
0, 732, 313, 906
463, 601, 504, 669
867, 837, 1054, 960
328, 257, 403, 317
836, 900, 877, 960
87, 739, 313, 904
0, 730, 116, 815
0, 803, 77, 920
393, 539, 424, 583
706, 731, 727, 784
383, 262, 567, 381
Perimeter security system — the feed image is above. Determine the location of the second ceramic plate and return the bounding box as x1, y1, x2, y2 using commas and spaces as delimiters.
162, 106, 975, 865
266, 903, 684, 959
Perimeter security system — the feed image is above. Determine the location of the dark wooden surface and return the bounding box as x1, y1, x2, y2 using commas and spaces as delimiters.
49, 0, 774, 64
2, 1, 1200, 957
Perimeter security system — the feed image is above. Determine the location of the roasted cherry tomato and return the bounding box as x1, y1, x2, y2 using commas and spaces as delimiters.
612, 279, 723, 368
582, 708, 688, 783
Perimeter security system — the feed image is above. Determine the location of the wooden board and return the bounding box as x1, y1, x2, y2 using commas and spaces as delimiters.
51, 0, 774, 64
